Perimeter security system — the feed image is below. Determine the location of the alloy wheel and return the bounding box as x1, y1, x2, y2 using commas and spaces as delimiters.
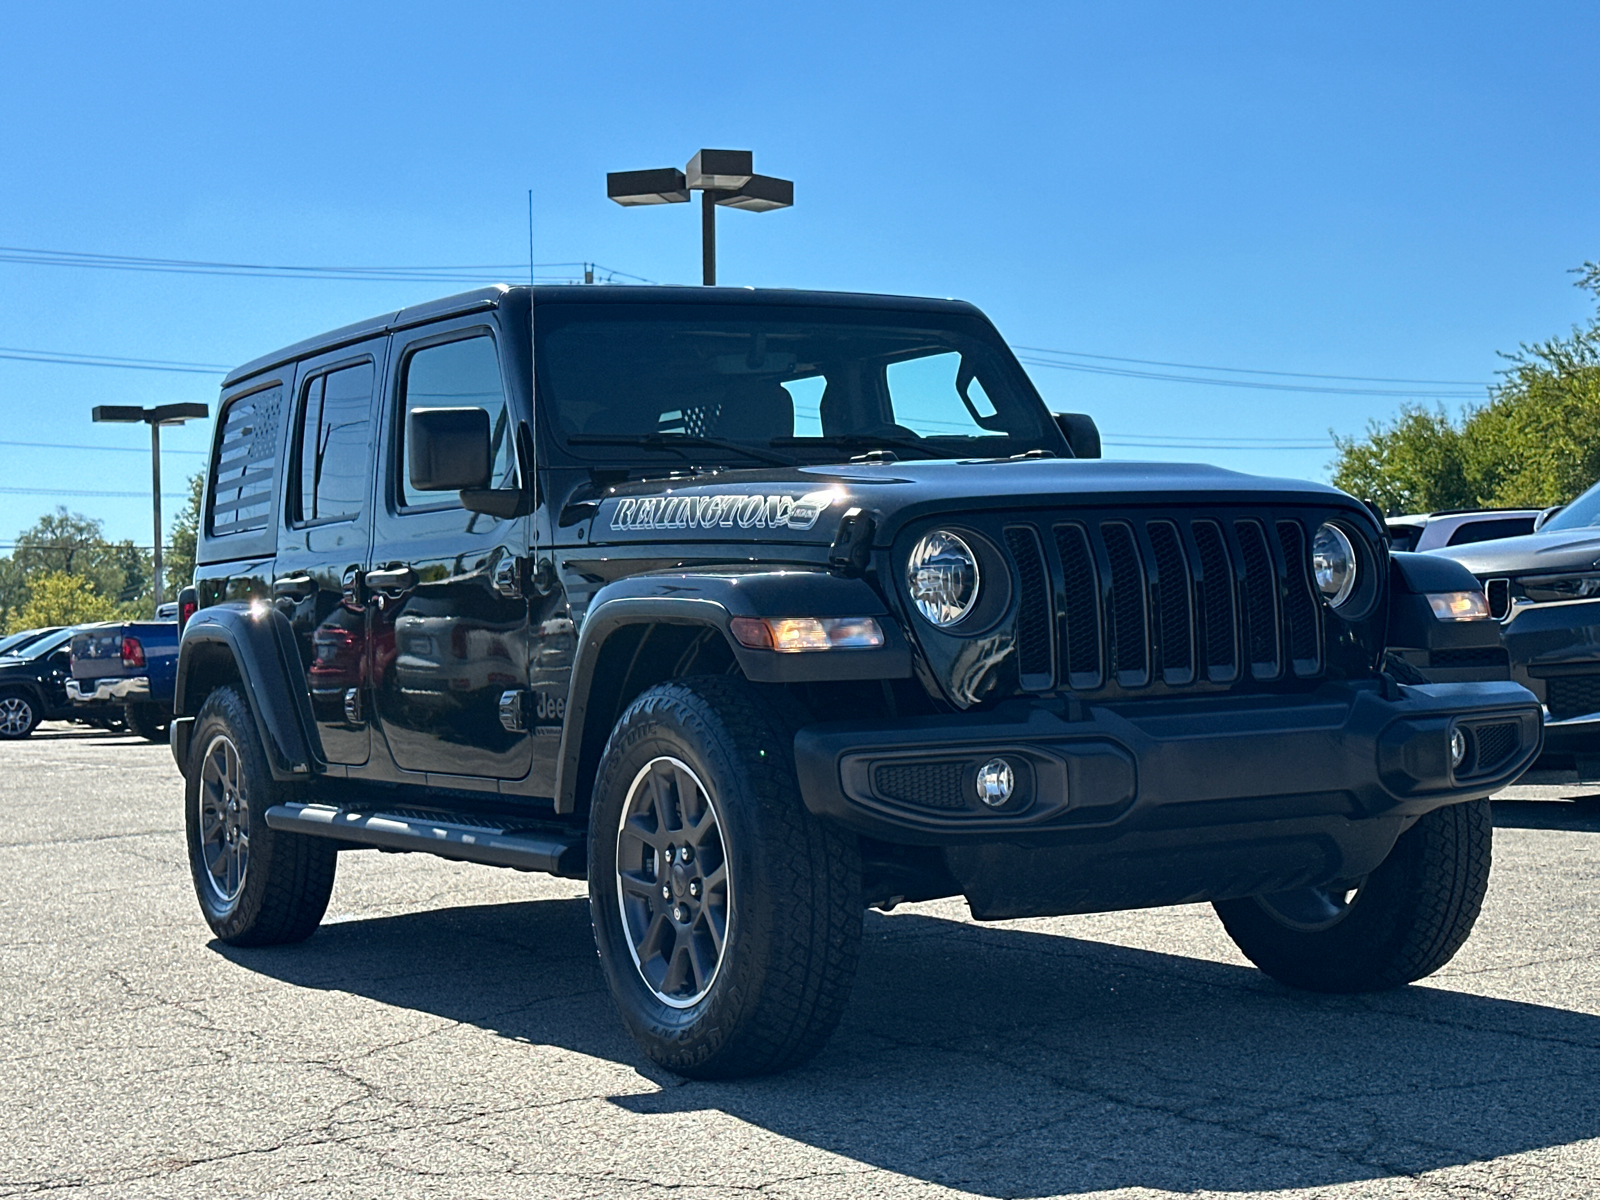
615, 756, 732, 1008
197, 733, 250, 906
1255, 879, 1366, 932
0, 696, 34, 737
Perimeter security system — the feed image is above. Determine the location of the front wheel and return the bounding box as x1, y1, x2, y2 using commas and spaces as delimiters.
1214, 798, 1492, 992
185, 686, 337, 946
0, 689, 39, 739
589, 677, 863, 1079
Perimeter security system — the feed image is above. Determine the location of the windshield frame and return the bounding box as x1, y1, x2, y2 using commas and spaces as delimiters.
531, 298, 1069, 471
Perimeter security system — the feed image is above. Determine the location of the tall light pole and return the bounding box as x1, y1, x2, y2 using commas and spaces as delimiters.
607, 149, 793, 285
91, 402, 209, 611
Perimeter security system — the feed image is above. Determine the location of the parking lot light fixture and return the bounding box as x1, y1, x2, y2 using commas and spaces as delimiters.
91, 402, 209, 611
608, 148, 793, 286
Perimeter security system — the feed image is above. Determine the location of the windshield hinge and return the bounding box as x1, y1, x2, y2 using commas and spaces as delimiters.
829, 508, 876, 576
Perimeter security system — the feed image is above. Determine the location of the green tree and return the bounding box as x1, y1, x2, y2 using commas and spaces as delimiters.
11, 508, 151, 605
164, 470, 205, 597
5, 571, 121, 634
1331, 262, 1600, 514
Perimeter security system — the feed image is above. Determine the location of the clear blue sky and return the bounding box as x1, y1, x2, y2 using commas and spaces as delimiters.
2, 1, 1596, 547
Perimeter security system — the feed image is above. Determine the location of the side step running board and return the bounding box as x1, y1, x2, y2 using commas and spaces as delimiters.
263, 802, 586, 879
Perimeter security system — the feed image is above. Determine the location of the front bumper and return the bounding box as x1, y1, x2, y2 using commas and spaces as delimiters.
1497, 600, 1600, 753
794, 680, 1541, 918
67, 675, 150, 705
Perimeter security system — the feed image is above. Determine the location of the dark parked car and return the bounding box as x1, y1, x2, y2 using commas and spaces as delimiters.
0, 626, 85, 738
1434, 479, 1600, 767
0, 626, 63, 657
171, 284, 1539, 1079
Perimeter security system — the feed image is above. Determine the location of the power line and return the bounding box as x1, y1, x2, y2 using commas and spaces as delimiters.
0, 347, 230, 374
0, 245, 655, 285
0, 487, 189, 499
1015, 355, 1484, 399
1012, 344, 1491, 387
0, 439, 206, 456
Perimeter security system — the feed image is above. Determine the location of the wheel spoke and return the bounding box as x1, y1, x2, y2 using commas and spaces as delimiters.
622, 814, 666, 852
619, 869, 661, 903
636, 911, 671, 961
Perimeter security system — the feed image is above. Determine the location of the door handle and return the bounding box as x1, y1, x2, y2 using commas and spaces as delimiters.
272, 575, 316, 599
365, 566, 418, 594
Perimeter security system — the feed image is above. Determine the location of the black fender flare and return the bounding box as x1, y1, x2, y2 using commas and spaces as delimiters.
171, 603, 325, 781
1386, 551, 1504, 659
553, 568, 911, 815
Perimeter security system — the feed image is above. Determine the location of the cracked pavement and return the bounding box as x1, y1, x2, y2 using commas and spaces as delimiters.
3, 728, 1599, 1198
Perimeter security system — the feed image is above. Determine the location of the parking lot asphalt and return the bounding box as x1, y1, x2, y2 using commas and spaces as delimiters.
3, 726, 1599, 1200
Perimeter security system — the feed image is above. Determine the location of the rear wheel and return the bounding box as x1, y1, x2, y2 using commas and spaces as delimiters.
1214, 799, 1492, 992
589, 676, 862, 1079
125, 702, 169, 743
185, 686, 336, 946
0, 689, 40, 739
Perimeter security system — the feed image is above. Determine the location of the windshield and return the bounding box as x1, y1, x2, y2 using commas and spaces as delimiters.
8, 628, 74, 659
0, 628, 58, 656
1542, 482, 1600, 533
535, 303, 1061, 464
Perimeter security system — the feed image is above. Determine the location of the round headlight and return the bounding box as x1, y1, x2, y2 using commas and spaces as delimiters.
907, 530, 980, 626
1312, 523, 1358, 608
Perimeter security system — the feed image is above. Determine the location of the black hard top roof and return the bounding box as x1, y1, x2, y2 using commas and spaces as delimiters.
221, 284, 983, 388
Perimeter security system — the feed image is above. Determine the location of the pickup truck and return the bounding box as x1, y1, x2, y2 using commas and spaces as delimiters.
69, 620, 179, 741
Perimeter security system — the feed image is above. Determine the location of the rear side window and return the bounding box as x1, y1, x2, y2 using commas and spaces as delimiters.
397, 335, 513, 507
208, 384, 284, 537
293, 362, 375, 524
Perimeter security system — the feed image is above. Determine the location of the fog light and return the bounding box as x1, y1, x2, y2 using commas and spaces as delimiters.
1450, 727, 1468, 770
975, 758, 1014, 807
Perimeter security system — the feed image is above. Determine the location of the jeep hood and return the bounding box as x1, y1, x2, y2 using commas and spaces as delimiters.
585, 458, 1364, 546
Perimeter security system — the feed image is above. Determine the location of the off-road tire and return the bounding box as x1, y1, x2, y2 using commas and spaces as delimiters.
589, 676, 863, 1079
0, 688, 40, 739
185, 685, 337, 946
125, 702, 169, 743
1214, 798, 1492, 992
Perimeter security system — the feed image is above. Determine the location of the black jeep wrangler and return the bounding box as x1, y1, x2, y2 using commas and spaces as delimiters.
172, 284, 1541, 1078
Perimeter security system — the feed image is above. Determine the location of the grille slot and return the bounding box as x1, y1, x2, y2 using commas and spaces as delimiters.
1192, 520, 1238, 681
1148, 521, 1194, 683
1102, 522, 1149, 685
1054, 523, 1102, 687
1486, 578, 1510, 621
1004, 526, 1053, 688
1547, 676, 1600, 721
873, 762, 970, 811
1234, 520, 1281, 678
1471, 723, 1518, 772
1276, 521, 1321, 674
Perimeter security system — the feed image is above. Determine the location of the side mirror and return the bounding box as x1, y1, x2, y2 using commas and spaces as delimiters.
1053, 412, 1101, 460
409, 408, 492, 492
1534, 505, 1564, 532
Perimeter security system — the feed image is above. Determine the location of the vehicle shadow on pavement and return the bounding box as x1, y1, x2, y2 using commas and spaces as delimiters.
225, 897, 1600, 1197
1493, 798, 1600, 833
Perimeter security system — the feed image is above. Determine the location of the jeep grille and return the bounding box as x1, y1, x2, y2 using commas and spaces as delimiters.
1002, 515, 1325, 694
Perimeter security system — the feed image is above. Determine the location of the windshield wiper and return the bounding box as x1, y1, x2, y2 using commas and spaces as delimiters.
771, 435, 967, 460
567, 433, 797, 467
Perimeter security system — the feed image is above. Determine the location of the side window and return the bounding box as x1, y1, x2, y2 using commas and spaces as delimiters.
885, 351, 999, 438
293, 361, 375, 525
397, 335, 513, 507
208, 383, 283, 537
